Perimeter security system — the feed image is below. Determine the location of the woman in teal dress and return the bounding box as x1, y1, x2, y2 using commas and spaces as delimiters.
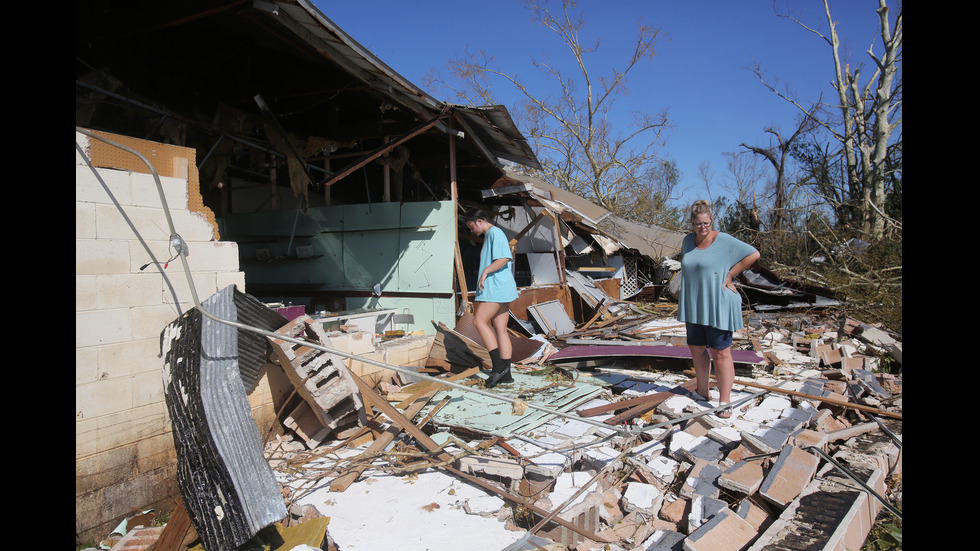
679, 200, 760, 417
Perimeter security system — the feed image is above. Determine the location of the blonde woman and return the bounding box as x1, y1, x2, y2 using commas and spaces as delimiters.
679, 200, 760, 418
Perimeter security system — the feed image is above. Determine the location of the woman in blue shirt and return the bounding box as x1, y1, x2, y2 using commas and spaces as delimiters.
679, 200, 760, 418
464, 208, 520, 388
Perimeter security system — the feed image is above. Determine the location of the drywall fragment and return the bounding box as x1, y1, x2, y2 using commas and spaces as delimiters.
621, 482, 663, 515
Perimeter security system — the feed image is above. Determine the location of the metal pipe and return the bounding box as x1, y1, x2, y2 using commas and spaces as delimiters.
804, 445, 902, 520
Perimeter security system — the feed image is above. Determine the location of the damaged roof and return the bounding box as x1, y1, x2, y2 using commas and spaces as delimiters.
76, 0, 539, 198
489, 169, 686, 260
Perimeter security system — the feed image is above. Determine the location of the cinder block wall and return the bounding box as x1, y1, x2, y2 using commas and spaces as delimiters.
75, 130, 246, 544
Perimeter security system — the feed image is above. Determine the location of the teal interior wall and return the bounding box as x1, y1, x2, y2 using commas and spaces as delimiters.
222, 200, 457, 333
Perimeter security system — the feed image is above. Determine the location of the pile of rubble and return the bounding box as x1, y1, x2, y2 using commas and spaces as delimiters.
124, 285, 900, 551
260, 312, 901, 551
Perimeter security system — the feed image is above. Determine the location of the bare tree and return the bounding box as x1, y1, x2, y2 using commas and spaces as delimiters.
424, 0, 671, 219
722, 152, 765, 232
753, 0, 901, 240
739, 111, 818, 231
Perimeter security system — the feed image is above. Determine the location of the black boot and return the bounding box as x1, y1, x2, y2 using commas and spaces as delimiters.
486, 357, 514, 388
487, 348, 502, 373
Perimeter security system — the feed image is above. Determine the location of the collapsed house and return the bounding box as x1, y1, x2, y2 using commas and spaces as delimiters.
75, 1, 894, 549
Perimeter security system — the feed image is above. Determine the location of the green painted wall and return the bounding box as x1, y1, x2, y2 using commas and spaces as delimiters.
222, 200, 457, 332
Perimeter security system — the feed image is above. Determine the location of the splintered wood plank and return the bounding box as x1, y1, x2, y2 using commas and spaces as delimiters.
329, 367, 480, 492
577, 378, 703, 418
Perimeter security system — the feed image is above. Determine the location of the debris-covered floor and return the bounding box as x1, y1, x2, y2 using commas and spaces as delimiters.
100, 300, 901, 551
260, 311, 902, 551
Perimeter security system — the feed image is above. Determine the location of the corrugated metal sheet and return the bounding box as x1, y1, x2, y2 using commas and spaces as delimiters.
161, 285, 288, 550
232, 289, 289, 391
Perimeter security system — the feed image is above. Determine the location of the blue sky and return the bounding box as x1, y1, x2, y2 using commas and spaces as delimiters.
315, 0, 889, 207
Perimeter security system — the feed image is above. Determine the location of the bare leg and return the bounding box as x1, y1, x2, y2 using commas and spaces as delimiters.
711, 347, 735, 406
477, 302, 514, 388
491, 304, 512, 361
473, 301, 502, 352
689, 344, 712, 398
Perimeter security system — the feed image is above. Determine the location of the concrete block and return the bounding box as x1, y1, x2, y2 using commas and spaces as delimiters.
458, 455, 524, 480
600, 486, 624, 524
718, 460, 764, 495
749, 467, 885, 551
769, 417, 805, 436
457, 455, 524, 490
645, 455, 679, 485
631, 437, 668, 461
658, 395, 695, 418
548, 415, 602, 440
523, 449, 570, 480
759, 445, 821, 509
327, 330, 376, 355
682, 507, 756, 551
97, 273, 163, 309
723, 443, 755, 464
347, 351, 391, 388
810, 408, 833, 431
546, 471, 597, 512
581, 444, 624, 471
537, 482, 602, 547
76, 238, 132, 276
670, 430, 723, 463
598, 510, 651, 543
740, 400, 785, 424
740, 426, 791, 455
780, 406, 815, 424
678, 437, 726, 464
683, 417, 719, 438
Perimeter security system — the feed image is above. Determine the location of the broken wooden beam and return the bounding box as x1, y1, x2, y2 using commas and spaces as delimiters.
329, 367, 480, 492
343, 370, 613, 543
